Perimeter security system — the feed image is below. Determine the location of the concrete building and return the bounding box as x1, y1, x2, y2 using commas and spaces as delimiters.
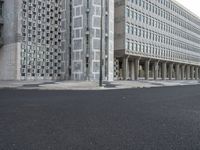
0, 0, 65, 80
114, 0, 200, 81
1, 0, 200, 82
66, 0, 114, 81
0, 0, 114, 81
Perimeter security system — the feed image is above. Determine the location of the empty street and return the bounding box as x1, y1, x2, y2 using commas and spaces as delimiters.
1, 85, 200, 150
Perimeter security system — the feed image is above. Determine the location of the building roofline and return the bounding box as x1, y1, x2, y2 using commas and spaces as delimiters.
171, 0, 200, 21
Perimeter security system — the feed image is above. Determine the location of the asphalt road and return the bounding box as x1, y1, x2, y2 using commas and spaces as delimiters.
1, 85, 200, 150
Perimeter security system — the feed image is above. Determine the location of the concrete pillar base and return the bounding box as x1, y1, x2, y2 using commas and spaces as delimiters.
169, 63, 173, 80
162, 62, 167, 80
181, 65, 185, 80
191, 66, 194, 80
195, 67, 199, 80
134, 58, 140, 81
154, 61, 159, 80
186, 65, 190, 80
131, 59, 135, 80
145, 60, 150, 80
123, 56, 129, 80
175, 64, 180, 80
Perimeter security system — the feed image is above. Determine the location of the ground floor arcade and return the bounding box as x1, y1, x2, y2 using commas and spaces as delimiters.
114, 56, 200, 81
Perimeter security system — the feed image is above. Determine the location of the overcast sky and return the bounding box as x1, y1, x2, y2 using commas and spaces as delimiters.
175, 0, 200, 17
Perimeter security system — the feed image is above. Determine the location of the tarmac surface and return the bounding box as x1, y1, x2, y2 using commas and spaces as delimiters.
1, 85, 200, 150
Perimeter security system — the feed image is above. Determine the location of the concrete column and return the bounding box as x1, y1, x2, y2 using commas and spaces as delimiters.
175, 64, 180, 80
199, 67, 200, 79
131, 59, 135, 80
162, 62, 167, 80
134, 58, 140, 80
195, 67, 199, 80
145, 60, 150, 80
198, 68, 200, 79
169, 63, 173, 80
191, 66, 194, 80
122, 56, 129, 80
154, 61, 159, 80
186, 65, 190, 80
181, 65, 185, 80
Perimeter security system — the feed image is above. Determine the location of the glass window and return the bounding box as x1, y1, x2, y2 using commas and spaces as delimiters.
0, 2, 3, 16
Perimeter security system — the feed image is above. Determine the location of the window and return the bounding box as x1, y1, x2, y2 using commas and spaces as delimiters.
127, 8, 130, 17
0, 2, 3, 17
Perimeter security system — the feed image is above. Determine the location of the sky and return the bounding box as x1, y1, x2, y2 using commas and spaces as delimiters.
175, 0, 200, 18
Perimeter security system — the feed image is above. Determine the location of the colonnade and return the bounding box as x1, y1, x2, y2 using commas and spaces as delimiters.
120, 56, 200, 80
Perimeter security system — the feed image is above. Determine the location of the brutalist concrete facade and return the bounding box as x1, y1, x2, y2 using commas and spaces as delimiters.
3, 0, 200, 82
68, 0, 114, 81
0, 0, 65, 80
0, 0, 114, 81
114, 0, 200, 80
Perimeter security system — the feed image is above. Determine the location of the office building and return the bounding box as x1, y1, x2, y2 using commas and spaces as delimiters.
114, 0, 200, 80
1, 0, 200, 82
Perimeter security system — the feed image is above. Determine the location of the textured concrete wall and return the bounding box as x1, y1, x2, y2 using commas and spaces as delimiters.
114, 0, 125, 51
71, 0, 84, 80
107, 0, 114, 81
61, 0, 70, 80
0, 43, 21, 80
0, 0, 22, 80
70, 0, 114, 81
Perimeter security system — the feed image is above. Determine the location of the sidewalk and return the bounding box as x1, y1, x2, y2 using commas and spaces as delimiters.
0, 80, 199, 90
